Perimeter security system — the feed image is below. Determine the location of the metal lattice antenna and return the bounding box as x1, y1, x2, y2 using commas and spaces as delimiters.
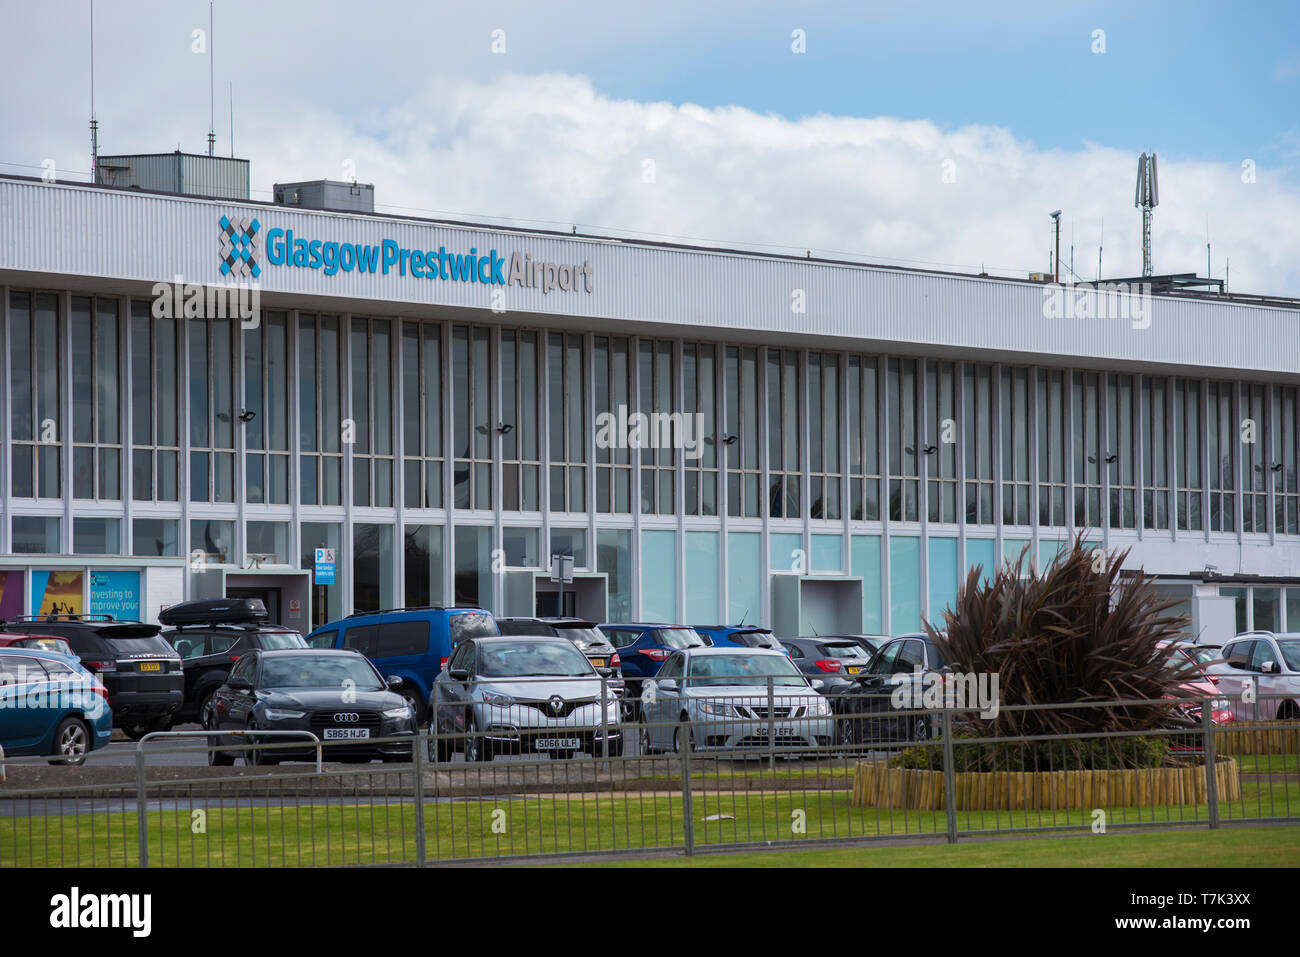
1135, 152, 1159, 277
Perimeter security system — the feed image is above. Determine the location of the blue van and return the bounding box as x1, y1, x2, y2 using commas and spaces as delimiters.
693, 625, 790, 654
306, 607, 498, 726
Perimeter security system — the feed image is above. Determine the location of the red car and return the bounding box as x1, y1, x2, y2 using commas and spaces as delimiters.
0, 631, 76, 658
1158, 639, 1233, 750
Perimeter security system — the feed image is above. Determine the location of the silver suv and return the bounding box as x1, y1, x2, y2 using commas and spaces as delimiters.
1209, 632, 1300, 721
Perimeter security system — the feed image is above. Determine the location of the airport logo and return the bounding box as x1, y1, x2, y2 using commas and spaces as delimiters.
219, 215, 261, 279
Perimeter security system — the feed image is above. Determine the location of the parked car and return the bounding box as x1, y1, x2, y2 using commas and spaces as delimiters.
307, 606, 499, 726
833, 633, 949, 746
204, 648, 415, 765
0, 647, 113, 765
3, 614, 183, 739
598, 623, 709, 706
780, 636, 878, 697
1208, 632, 1300, 721
693, 625, 787, 652
1156, 639, 1234, 751
159, 598, 307, 726
496, 617, 625, 695
0, 632, 76, 657
430, 635, 622, 762
639, 647, 834, 754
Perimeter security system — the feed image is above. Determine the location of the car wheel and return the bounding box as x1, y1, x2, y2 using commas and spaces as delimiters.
466, 718, 492, 763
835, 715, 857, 748
429, 734, 454, 763
121, 719, 167, 741
911, 715, 931, 743
672, 721, 695, 754
198, 690, 218, 728
208, 740, 235, 766
246, 725, 279, 766
49, 717, 90, 766
639, 727, 655, 755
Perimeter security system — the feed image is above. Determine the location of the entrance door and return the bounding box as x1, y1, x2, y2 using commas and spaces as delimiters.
536, 591, 577, 617
226, 587, 282, 624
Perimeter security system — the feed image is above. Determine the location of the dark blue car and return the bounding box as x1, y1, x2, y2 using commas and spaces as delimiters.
598, 623, 709, 707
307, 606, 499, 726
0, 648, 113, 765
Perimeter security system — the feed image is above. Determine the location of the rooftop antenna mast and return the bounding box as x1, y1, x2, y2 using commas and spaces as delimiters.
207, 2, 215, 156
89, 0, 98, 182
1135, 152, 1159, 277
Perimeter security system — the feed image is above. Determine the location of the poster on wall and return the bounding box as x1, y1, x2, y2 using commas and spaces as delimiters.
88, 570, 142, 622
0, 570, 25, 620
31, 570, 85, 616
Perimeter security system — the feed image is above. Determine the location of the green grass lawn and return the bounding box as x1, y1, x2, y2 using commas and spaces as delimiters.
2, 774, 1297, 867
576, 825, 1300, 868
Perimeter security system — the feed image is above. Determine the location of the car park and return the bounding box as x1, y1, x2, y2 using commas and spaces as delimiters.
833, 633, 949, 745
204, 648, 416, 765
496, 617, 626, 695
3, 614, 183, 739
780, 636, 877, 696
0, 647, 113, 765
598, 623, 709, 705
693, 625, 787, 652
159, 598, 307, 727
430, 635, 621, 762
638, 647, 833, 754
1209, 632, 1300, 721
307, 606, 499, 726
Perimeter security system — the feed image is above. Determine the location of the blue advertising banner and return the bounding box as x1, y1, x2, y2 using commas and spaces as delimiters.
88, 570, 142, 622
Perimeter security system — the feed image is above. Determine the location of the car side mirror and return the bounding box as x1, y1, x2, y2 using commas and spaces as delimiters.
811, 679, 825, 691
1262, 661, 1279, 674
227, 678, 253, 692
448, 667, 470, 682
658, 679, 677, 693
387, 675, 404, 689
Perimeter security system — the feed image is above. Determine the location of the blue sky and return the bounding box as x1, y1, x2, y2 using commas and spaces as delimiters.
2, 0, 1297, 293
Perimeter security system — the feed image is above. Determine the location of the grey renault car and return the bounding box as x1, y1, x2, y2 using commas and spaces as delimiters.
639, 647, 834, 754
429, 635, 622, 761
204, 647, 416, 765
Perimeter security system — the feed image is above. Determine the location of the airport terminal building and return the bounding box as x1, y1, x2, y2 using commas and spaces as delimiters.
1, 165, 1298, 642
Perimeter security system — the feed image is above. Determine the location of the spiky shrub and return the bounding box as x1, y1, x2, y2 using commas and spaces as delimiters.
919, 536, 1193, 770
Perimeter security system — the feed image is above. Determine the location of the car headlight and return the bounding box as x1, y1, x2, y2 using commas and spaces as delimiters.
482, 691, 514, 707
698, 701, 736, 717
383, 705, 412, 719
809, 698, 832, 716
263, 708, 305, 721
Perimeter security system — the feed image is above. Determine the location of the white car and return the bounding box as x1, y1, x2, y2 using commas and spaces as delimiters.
639, 647, 834, 754
1208, 632, 1300, 721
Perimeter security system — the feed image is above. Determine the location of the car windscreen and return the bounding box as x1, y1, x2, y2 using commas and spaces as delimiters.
739, 631, 782, 649
819, 642, 873, 660
259, 632, 306, 650
656, 628, 706, 650
687, 654, 808, 687
449, 612, 500, 642
259, 654, 384, 691
1277, 638, 1300, 672
14, 637, 74, 655
476, 641, 594, 678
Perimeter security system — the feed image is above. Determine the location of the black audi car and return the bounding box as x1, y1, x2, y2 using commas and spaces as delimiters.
205, 647, 415, 765
3, 613, 183, 739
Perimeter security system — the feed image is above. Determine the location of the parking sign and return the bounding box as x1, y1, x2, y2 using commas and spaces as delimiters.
314, 547, 335, 585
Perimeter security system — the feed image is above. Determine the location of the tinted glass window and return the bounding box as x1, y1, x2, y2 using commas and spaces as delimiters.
37, 657, 80, 679
894, 640, 924, 674
868, 642, 901, 675
257, 631, 306, 650
260, 654, 383, 691
448, 641, 473, 671
1278, 639, 1300, 671
0, 655, 41, 684
307, 630, 336, 649
373, 621, 428, 657
783, 643, 804, 659
13, 637, 73, 655
209, 635, 240, 655
603, 628, 641, 648
170, 633, 210, 659
476, 641, 592, 678
449, 612, 499, 643
659, 653, 685, 678
553, 626, 606, 646
818, 642, 872, 660
687, 653, 806, 686
102, 635, 176, 657
656, 628, 706, 650
1249, 640, 1277, 671
924, 642, 947, 669
228, 655, 256, 683
1223, 641, 1254, 668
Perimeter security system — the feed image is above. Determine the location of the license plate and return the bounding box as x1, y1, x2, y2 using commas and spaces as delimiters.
323, 728, 370, 740
535, 737, 581, 750
139, 662, 162, 672
590, 658, 607, 668
755, 727, 795, 737
847, 666, 862, 675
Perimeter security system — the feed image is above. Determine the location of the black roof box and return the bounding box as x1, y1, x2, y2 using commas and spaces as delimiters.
159, 598, 268, 627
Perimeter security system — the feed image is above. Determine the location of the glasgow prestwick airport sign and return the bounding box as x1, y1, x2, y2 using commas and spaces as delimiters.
238, 216, 594, 294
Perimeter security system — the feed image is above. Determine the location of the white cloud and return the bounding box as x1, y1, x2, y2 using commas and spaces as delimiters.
226, 72, 1300, 297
